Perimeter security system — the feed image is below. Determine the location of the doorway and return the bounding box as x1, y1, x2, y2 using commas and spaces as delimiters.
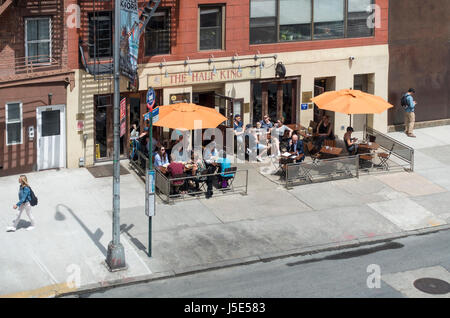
252, 79, 297, 124
314, 77, 336, 123
353, 74, 375, 132
94, 94, 126, 161
36, 104, 66, 171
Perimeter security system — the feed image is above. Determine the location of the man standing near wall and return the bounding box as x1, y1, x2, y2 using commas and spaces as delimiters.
403, 88, 417, 138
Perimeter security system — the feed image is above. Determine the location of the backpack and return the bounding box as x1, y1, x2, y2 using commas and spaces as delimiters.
400, 94, 409, 108
29, 187, 38, 206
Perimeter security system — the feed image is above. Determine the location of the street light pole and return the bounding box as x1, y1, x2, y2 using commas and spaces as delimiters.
106, 0, 126, 271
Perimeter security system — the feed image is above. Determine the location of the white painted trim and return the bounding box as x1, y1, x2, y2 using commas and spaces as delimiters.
5, 101, 23, 146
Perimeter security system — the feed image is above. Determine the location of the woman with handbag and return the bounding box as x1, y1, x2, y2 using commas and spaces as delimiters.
7, 175, 36, 232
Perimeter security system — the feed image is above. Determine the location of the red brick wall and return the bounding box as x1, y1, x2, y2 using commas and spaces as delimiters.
140, 0, 389, 64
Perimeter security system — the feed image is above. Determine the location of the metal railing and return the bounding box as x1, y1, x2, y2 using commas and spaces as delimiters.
285, 155, 359, 188
365, 126, 414, 171
129, 149, 149, 176
0, 55, 61, 78
155, 167, 248, 204
130, 149, 248, 204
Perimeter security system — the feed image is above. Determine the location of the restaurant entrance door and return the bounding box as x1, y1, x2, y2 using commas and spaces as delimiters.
252, 79, 297, 125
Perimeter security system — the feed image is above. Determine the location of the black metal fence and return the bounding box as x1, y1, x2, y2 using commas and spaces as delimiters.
365, 126, 414, 171
285, 155, 360, 188
155, 168, 249, 204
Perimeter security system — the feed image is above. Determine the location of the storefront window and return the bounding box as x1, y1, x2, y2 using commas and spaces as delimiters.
280, 0, 311, 41
313, 0, 345, 39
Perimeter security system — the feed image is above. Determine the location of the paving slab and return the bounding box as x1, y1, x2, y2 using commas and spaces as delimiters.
382, 266, 450, 298
415, 145, 450, 167
200, 189, 311, 223
415, 167, 450, 191
374, 172, 447, 197
367, 198, 447, 231
288, 182, 368, 210
410, 192, 450, 222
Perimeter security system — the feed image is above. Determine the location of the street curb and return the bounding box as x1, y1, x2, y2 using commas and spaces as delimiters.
56, 224, 450, 298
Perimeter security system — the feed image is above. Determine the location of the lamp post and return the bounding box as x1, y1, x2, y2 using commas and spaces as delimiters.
105, 0, 126, 271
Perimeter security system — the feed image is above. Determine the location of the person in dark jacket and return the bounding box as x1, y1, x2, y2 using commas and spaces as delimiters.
7, 175, 35, 232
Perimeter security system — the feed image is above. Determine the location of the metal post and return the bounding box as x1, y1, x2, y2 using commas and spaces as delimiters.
105, 0, 126, 271
148, 115, 153, 257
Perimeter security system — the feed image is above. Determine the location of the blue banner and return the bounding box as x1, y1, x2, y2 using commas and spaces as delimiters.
120, 0, 140, 82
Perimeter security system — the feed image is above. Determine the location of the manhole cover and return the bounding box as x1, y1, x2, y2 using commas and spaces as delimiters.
413, 278, 450, 295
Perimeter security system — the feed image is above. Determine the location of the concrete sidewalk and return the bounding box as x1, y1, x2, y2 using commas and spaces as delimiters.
1, 125, 450, 297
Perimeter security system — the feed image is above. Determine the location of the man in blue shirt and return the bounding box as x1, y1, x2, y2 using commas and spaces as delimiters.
404, 88, 417, 138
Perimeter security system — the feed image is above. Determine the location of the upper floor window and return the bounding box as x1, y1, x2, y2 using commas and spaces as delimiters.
5, 102, 23, 146
145, 9, 171, 56
25, 17, 51, 63
313, 0, 345, 39
348, 0, 375, 37
199, 6, 224, 51
249, 0, 375, 44
88, 11, 112, 58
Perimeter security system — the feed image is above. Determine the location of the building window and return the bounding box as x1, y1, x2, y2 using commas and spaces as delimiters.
313, 0, 345, 39
5, 102, 23, 145
250, 0, 375, 44
199, 6, 224, 51
250, 0, 277, 44
280, 0, 312, 41
25, 17, 51, 64
145, 9, 171, 56
88, 12, 112, 58
347, 0, 374, 38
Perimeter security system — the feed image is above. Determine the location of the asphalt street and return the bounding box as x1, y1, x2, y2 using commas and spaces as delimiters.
80, 229, 450, 298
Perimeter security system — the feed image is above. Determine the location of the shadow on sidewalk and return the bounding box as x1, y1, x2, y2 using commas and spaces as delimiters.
55, 204, 107, 257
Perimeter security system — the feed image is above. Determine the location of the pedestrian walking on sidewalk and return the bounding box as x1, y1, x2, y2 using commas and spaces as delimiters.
402, 88, 417, 138
7, 175, 36, 232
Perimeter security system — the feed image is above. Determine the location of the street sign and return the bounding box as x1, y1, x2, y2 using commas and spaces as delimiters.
143, 107, 159, 124
146, 87, 155, 110
145, 170, 156, 217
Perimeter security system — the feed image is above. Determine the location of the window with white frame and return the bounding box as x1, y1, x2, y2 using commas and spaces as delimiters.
6, 102, 23, 145
25, 17, 51, 64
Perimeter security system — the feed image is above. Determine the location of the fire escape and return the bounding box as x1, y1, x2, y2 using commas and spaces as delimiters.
0, 0, 73, 88
79, 0, 162, 81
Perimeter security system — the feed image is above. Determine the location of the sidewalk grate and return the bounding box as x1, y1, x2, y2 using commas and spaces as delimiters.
87, 164, 130, 178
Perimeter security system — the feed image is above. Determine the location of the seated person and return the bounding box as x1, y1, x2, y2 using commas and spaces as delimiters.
216, 150, 233, 188
260, 115, 273, 130
287, 134, 305, 162
167, 154, 186, 194
154, 146, 169, 168
314, 115, 334, 150
245, 124, 268, 162
344, 126, 358, 155
203, 135, 219, 164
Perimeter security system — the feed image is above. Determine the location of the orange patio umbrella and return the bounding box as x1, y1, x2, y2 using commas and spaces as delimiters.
311, 89, 393, 125
150, 102, 227, 130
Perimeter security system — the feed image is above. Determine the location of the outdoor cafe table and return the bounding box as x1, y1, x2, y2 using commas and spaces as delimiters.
319, 146, 343, 158
357, 142, 379, 151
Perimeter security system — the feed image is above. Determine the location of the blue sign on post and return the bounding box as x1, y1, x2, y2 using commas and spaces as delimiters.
301, 103, 308, 110
144, 107, 159, 123
146, 87, 155, 110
